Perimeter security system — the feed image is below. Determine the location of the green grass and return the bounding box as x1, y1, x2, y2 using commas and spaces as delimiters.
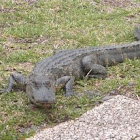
0, 0, 140, 139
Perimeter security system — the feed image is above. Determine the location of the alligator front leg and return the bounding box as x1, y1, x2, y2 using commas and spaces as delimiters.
56, 76, 75, 96
0, 73, 27, 94
82, 56, 107, 78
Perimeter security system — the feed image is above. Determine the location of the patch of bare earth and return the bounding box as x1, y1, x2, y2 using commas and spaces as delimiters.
98, 0, 140, 14
109, 83, 140, 100
1, 36, 50, 57
3, 36, 50, 45
4, 62, 33, 73
15, 62, 34, 72
0, 7, 16, 13
7, 0, 38, 5
101, 0, 139, 8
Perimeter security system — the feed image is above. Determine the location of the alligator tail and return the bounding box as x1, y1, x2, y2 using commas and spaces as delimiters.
134, 27, 140, 41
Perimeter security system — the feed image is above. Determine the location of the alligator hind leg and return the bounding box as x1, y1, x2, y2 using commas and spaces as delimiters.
56, 76, 75, 97
0, 73, 26, 94
86, 64, 107, 78
82, 56, 107, 79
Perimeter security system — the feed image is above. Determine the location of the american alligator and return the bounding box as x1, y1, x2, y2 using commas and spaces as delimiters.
1, 28, 140, 106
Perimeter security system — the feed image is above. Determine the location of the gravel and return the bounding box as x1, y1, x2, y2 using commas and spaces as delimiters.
27, 95, 140, 140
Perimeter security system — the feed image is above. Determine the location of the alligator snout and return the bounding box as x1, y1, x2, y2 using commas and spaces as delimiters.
31, 86, 56, 104
34, 92, 56, 104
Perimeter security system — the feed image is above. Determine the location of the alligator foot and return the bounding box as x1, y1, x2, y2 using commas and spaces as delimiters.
82, 56, 107, 78
56, 76, 75, 97
0, 73, 27, 95
65, 91, 75, 97
0, 88, 10, 94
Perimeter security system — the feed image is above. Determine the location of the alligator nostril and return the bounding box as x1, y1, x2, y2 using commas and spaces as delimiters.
32, 96, 35, 100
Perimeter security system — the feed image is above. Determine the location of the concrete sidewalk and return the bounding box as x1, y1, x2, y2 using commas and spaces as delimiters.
27, 95, 140, 140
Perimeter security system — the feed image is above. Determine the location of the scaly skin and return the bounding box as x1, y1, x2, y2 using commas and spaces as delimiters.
1, 28, 140, 106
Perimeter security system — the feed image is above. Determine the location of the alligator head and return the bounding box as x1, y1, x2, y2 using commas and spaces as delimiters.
26, 73, 56, 106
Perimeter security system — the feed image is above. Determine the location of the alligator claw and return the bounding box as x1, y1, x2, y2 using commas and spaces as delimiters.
0, 88, 9, 94
65, 91, 75, 97
0, 89, 5, 94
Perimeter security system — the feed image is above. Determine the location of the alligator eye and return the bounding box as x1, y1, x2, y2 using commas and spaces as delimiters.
45, 82, 51, 88
33, 81, 40, 89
